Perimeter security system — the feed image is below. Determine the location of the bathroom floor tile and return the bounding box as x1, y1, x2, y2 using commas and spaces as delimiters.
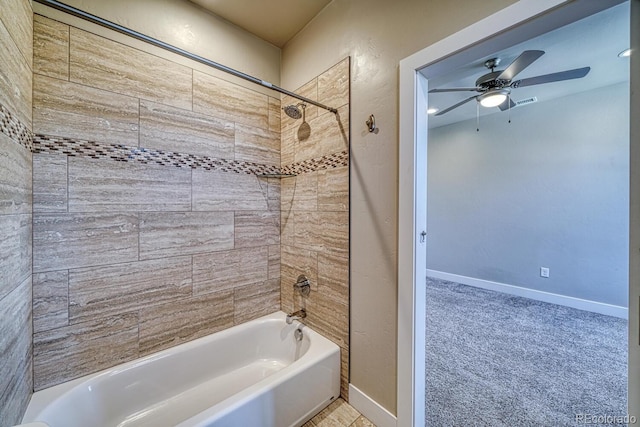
306, 398, 376, 426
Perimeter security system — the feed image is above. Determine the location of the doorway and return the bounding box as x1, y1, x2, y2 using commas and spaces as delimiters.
397, 0, 636, 425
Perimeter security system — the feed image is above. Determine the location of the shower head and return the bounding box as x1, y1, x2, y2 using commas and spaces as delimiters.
283, 103, 306, 120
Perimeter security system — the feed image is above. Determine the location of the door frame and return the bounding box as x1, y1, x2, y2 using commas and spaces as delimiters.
397, 0, 634, 425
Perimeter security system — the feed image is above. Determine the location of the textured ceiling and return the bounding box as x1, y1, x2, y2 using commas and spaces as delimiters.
188, 0, 332, 47
424, 3, 630, 128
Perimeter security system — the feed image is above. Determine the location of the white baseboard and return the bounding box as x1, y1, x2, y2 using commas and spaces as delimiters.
426, 269, 628, 319
348, 384, 397, 427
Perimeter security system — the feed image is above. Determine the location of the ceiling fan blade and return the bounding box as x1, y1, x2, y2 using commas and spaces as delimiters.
512, 66, 590, 88
496, 50, 545, 81
434, 95, 477, 116
498, 98, 516, 111
429, 87, 478, 93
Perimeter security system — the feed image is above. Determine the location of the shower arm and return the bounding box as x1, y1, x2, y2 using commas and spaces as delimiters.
33, 0, 339, 115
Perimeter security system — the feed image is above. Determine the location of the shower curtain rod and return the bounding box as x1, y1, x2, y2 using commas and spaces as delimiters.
33, 0, 339, 115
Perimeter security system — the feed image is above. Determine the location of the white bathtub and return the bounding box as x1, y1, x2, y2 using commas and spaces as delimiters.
20, 311, 341, 427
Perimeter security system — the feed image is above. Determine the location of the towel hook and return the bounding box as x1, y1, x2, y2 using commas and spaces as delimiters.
366, 114, 376, 133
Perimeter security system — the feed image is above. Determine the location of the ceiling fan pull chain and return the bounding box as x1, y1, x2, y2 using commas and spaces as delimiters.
476, 102, 480, 132
508, 93, 512, 124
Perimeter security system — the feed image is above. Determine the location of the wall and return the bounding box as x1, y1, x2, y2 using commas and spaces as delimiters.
0, 0, 33, 425
32, 15, 281, 390
279, 58, 350, 398
281, 0, 517, 413
427, 83, 629, 307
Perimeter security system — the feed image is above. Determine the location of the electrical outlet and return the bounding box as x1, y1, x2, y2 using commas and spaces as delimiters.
540, 267, 550, 278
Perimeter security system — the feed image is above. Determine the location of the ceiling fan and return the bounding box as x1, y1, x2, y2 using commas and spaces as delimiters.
429, 50, 590, 116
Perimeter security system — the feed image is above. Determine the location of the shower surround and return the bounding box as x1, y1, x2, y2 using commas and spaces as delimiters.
31, 13, 351, 400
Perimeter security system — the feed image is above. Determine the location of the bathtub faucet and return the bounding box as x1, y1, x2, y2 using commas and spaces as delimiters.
286, 309, 307, 324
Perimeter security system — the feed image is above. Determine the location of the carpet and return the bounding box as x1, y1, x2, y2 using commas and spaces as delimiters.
425, 277, 628, 426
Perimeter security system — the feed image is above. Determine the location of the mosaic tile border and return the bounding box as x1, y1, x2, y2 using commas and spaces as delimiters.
282, 151, 349, 175
33, 134, 349, 176
0, 103, 33, 151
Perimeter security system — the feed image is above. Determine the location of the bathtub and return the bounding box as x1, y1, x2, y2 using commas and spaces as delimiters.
19, 311, 341, 427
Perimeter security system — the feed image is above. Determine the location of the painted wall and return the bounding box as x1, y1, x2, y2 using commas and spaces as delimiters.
0, 0, 33, 424
279, 58, 350, 398
427, 83, 629, 307
281, 0, 517, 413
31, 15, 282, 390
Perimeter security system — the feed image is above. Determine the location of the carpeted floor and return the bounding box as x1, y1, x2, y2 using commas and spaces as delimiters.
425, 277, 628, 426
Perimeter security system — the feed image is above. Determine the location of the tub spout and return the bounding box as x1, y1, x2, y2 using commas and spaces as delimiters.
286, 309, 306, 324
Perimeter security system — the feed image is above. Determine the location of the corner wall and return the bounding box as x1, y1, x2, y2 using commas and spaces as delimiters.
0, 0, 33, 425
31, 15, 281, 390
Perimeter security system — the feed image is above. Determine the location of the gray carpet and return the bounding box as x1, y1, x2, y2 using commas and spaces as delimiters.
425, 277, 628, 426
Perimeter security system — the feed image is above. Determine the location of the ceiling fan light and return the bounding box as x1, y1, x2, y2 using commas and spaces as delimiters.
478, 89, 509, 108
618, 48, 631, 58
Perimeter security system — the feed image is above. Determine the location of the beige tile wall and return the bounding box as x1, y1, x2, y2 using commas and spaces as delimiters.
0, 0, 33, 425
280, 58, 351, 399
32, 15, 282, 390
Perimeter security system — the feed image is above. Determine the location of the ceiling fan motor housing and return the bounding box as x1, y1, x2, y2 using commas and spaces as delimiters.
476, 71, 509, 90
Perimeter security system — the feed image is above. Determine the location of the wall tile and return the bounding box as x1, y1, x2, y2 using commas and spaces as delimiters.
0, 214, 31, 301
70, 28, 192, 110
0, 132, 31, 215
139, 211, 234, 260
282, 172, 318, 212
193, 247, 268, 295
281, 244, 318, 291
234, 211, 280, 248
139, 100, 235, 159
68, 257, 192, 324
0, 0, 32, 68
33, 213, 139, 272
281, 125, 295, 166
234, 123, 280, 166
318, 58, 349, 112
33, 313, 139, 390
33, 74, 139, 146
280, 210, 295, 247
0, 275, 32, 426
294, 211, 348, 257
295, 104, 349, 163
318, 252, 349, 304
268, 244, 281, 279
192, 170, 269, 211
193, 71, 268, 129
139, 290, 234, 356
68, 157, 192, 212
233, 279, 280, 325
267, 178, 281, 211
306, 292, 348, 351
0, 18, 32, 128
268, 97, 281, 133
33, 270, 68, 334
33, 15, 69, 80
318, 166, 349, 211
33, 153, 67, 212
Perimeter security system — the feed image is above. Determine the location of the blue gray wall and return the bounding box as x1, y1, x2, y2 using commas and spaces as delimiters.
427, 82, 629, 307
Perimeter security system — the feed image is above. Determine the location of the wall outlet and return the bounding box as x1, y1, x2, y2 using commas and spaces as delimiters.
540, 267, 550, 278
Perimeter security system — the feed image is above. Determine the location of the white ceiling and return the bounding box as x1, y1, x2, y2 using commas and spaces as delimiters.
188, 0, 332, 47
424, 3, 630, 129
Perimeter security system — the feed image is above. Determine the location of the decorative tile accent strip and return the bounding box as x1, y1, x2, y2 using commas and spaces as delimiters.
32, 134, 349, 177
0, 103, 33, 151
33, 134, 281, 175
281, 150, 349, 176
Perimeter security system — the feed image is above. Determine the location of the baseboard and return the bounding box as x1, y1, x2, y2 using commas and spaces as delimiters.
348, 384, 397, 427
427, 270, 628, 319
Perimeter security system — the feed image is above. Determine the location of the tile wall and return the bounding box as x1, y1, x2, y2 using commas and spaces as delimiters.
31, 15, 282, 391
0, 0, 34, 425
279, 58, 351, 398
